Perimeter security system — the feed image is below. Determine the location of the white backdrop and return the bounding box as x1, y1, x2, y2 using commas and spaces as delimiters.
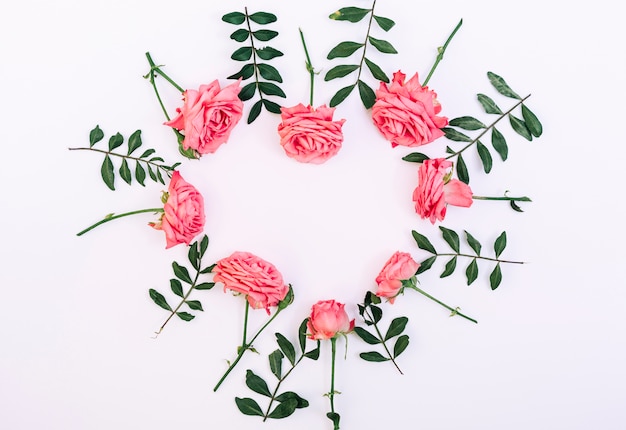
1, 0, 625, 429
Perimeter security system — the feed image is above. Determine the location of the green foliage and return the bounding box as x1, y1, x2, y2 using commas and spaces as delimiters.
223, 10, 286, 123
402, 152, 430, 163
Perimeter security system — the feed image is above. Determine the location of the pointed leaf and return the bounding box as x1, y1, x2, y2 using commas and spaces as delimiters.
229, 28, 250, 42
268, 399, 298, 419
522, 105, 542, 137
298, 319, 308, 352
199, 235, 209, 256
327, 412, 341, 428
231, 46, 252, 61
373, 15, 395, 31
370, 305, 383, 324
275, 333, 296, 366
194, 282, 215, 290
186, 300, 203, 311
456, 153, 469, 184
252, 29, 278, 42
245, 369, 271, 397
476, 140, 493, 173
385, 317, 408, 341
156, 168, 165, 185
354, 326, 381, 345
176, 312, 195, 321
465, 259, 479, 285
127, 130, 142, 155
491, 127, 508, 161
222, 12, 246, 25
412, 230, 437, 254
449, 116, 485, 130
227, 63, 255, 80
494, 231, 507, 258
487, 71, 521, 99
510, 200, 524, 212
235, 397, 263, 416
108, 133, 123, 151
439, 226, 460, 252
256, 47, 283, 60
443, 127, 472, 142
464, 231, 482, 255
324, 64, 359, 81
247, 100, 263, 124
257, 63, 282, 82
239, 82, 257, 101
327, 41, 364, 59
262, 99, 282, 114
170, 279, 184, 297
134, 162, 146, 186
357, 79, 376, 109
269, 349, 284, 380
509, 114, 532, 141
359, 351, 389, 362
149, 289, 171, 311
329, 7, 371, 22
248, 11, 277, 24
258, 82, 286, 98
304, 346, 320, 360
100, 155, 115, 190
119, 159, 131, 185
89, 125, 104, 147
440, 256, 457, 278
393, 334, 410, 358
188, 244, 200, 271
368, 36, 397, 54
172, 262, 192, 284
329, 84, 355, 107
139, 148, 156, 158
402, 152, 430, 163
477, 93, 503, 114
147, 164, 157, 181
364, 57, 389, 82
416, 256, 437, 274
275, 391, 309, 408
490, 263, 502, 290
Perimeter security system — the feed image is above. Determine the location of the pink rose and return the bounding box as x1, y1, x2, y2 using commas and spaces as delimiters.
164, 80, 243, 154
307, 300, 355, 340
149, 171, 205, 249
412, 158, 473, 223
213, 252, 289, 313
375, 252, 420, 303
371, 71, 448, 147
277, 104, 346, 164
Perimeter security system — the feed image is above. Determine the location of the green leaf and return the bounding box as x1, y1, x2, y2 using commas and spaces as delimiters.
373, 15, 395, 31
491, 127, 508, 161
298, 319, 308, 353
439, 226, 460, 253
456, 153, 469, 184
393, 334, 410, 358
248, 11, 277, 24
108, 133, 123, 151
256, 47, 283, 60
487, 71, 521, 99
235, 397, 263, 416
402, 152, 430, 163
443, 127, 472, 142
231, 46, 252, 61
327, 412, 341, 429
252, 29, 278, 42
257, 63, 282, 82
186, 300, 203, 311
370, 305, 383, 324
364, 57, 389, 82
268, 399, 298, 419
357, 79, 376, 109
227, 63, 255, 80
509, 114, 532, 141
275, 391, 309, 408
275, 333, 296, 366
188, 244, 200, 271
89, 125, 104, 147
465, 259, 479, 285
324, 64, 359, 81
156, 168, 165, 185
239, 82, 257, 101
147, 164, 157, 182
247, 100, 263, 124
510, 200, 524, 212
440, 256, 457, 278
135, 162, 146, 186
127, 130, 142, 155
222, 12, 246, 25
329, 7, 371, 22
385, 317, 408, 341
245, 369, 271, 397
229, 28, 250, 42
477, 93, 503, 115
354, 326, 381, 345
412, 230, 437, 254
490, 263, 502, 290
176, 311, 195, 321
172, 262, 192, 284
465, 231, 482, 255
416, 256, 437, 274
269, 349, 284, 380
476, 140, 493, 173
327, 41, 364, 59
360, 351, 389, 362
170, 279, 183, 297
119, 159, 131, 185
194, 282, 215, 290
329, 84, 355, 107
368, 36, 397, 54
199, 235, 209, 256
262, 99, 282, 114
100, 155, 115, 190
149, 289, 171, 311
449, 116, 485, 130
521, 105, 543, 137
139, 148, 156, 158
494, 231, 507, 258
304, 346, 320, 360
258, 82, 286, 98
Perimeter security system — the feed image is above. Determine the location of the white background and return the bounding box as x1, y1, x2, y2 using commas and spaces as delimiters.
1, 0, 625, 429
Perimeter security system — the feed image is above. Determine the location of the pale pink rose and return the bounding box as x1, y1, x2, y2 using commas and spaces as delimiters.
164, 80, 243, 154
149, 171, 205, 249
307, 300, 355, 340
372, 71, 448, 148
213, 252, 289, 313
277, 104, 346, 164
375, 252, 420, 303
412, 158, 473, 223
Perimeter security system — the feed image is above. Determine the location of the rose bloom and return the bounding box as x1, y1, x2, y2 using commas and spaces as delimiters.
413, 158, 473, 223
164, 80, 243, 154
375, 252, 420, 303
307, 300, 355, 340
213, 252, 289, 313
149, 171, 205, 249
277, 103, 346, 164
371, 71, 448, 148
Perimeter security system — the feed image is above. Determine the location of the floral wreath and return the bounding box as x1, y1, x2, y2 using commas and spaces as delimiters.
70, 4, 543, 429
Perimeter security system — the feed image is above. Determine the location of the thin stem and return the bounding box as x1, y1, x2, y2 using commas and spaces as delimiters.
407, 283, 477, 324
76, 208, 163, 236
299, 28, 315, 106
263, 353, 306, 421
364, 308, 403, 374
244, 7, 265, 106
422, 19, 463, 86
67, 147, 174, 173
355, 0, 377, 84
436, 252, 525, 265
473, 195, 532, 202
242, 301, 250, 349
329, 337, 338, 429
154, 269, 202, 336
145, 52, 184, 93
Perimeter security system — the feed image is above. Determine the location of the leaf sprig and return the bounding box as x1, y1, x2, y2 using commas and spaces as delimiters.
325, 1, 397, 108
412, 227, 524, 290
68, 125, 180, 190
223, 9, 286, 123
149, 235, 215, 334
235, 319, 320, 420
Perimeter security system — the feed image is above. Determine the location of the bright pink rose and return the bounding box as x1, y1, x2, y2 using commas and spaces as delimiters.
277, 104, 346, 164
412, 158, 473, 223
372, 71, 448, 148
164, 80, 243, 154
213, 252, 289, 313
149, 171, 205, 249
375, 252, 420, 303
307, 300, 355, 340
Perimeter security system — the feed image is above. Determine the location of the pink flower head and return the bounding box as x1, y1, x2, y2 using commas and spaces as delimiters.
164, 80, 243, 154
372, 71, 448, 147
412, 158, 473, 223
213, 252, 289, 313
307, 300, 355, 340
375, 252, 420, 303
149, 171, 205, 249
277, 103, 346, 164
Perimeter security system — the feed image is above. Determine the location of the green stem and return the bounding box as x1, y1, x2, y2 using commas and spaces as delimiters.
67, 147, 175, 174
263, 353, 306, 421
242, 301, 250, 348
407, 281, 478, 324
329, 337, 338, 429
422, 19, 463, 86
145, 52, 184, 94
155, 269, 202, 336
473, 195, 532, 202
76, 208, 163, 236
299, 28, 315, 106
436, 253, 525, 265
244, 7, 265, 107
355, 0, 377, 85
364, 308, 403, 374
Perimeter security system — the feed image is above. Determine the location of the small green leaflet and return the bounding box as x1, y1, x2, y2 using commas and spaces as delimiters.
494, 231, 507, 258
490, 263, 503, 290
149, 289, 171, 311
235, 397, 263, 416
487, 71, 521, 99
412, 230, 437, 254
89, 125, 104, 147
329, 7, 371, 22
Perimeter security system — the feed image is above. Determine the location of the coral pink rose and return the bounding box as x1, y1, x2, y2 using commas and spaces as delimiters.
149, 171, 205, 249
372, 71, 448, 147
307, 300, 355, 340
213, 252, 289, 313
277, 104, 346, 164
413, 158, 473, 223
164, 80, 243, 154
375, 252, 420, 303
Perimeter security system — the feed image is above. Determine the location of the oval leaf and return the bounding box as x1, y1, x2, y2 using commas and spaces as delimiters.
476, 140, 493, 173
491, 127, 508, 161
490, 263, 502, 290
247, 99, 263, 124
357, 79, 376, 109
439, 226, 460, 253
100, 155, 115, 190
354, 326, 381, 345
268, 399, 298, 419
258, 82, 286, 98
324, 64, 359, 81
416, 256, 437, 274
262, 99, 282, 114
440, 256, 457, 278
494, 231, 507, 258
411, 230, 437, 254
373, 15, 395, 32
465, 259, 479, 285
149, 289, 171, 311
464, 231, 482, 256
443, 127, 472, 142
385, 317, 408, 341
449, 116, 485, 130
172, 262, 192, 284
522, 104, 542, 137
456, 153, 469, 184
135, 162, 146, 186
252, 29, 278, 42
269, 349, 284, 380
393, 334, 410, 358
329, 84, 355, 107
119, 159, 131, 185
256, 47, 283, 60
127, 130, 142, 155
329, 7, 371, 22
239, 82, 257, 101
364, 57, 389, 82
227, 63, 255, 80
222, 12, 246, 25
176, 312, 195, 321
89, 125, 104, 147
245, 369, 271, 397
487, 71, 521, 99
368, 36, 397, 54
298, 318, 308, 352
185, 300, 203, 311
359, 351, 389, 362
275, 391, 309, 409
229, 28, 249, 42
248, 12, 277, 24
509, 114, 532, 141
235, 397, 263, 416
327, 41, 364, 59
257, 63, 282, 82
108, 133, 123, 151
170, 279, 183, 297
477, 93, 503, 114
402, 152, 430, 163
275, 332, 296, 366
231, 46, 252, 61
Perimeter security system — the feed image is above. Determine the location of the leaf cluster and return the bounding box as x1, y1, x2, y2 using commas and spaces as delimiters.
223, 10, 286, 123
412, 227, 513, 290
325, 5, 397, 108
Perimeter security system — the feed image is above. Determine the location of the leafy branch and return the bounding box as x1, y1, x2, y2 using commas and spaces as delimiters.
149, 235, 215, 334
223, 9, 286, 123
325, 1, 397, 108
235, 319, 320, 420
412, 227, 525, 290
68, 125, 179, 190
